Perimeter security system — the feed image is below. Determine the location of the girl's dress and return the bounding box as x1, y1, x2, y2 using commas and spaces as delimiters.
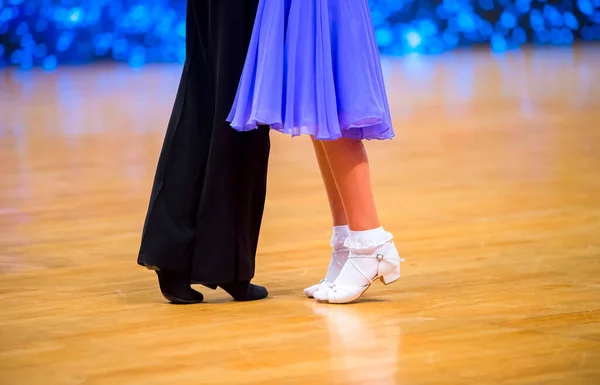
227, 0, 394, 141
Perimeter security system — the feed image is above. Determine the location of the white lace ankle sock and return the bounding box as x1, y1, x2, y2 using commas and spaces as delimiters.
324, 225, 350, 282
335, 227, 394, 287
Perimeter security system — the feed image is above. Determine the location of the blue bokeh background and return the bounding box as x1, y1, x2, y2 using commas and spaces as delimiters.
1, 0, 599, 70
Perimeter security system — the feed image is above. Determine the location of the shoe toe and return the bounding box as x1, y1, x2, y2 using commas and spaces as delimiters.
313, 289, 330, 302
239, 284, 268, 301
253, 284, 269, 300
304, 284, 320, 298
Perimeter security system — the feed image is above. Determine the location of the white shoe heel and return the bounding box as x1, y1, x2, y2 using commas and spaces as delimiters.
377, 243, 402, 285
381, 266, 401, 285
314, 241, 404, 304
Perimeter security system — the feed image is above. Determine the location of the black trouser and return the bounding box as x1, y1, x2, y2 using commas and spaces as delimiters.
138, 0, 270, 284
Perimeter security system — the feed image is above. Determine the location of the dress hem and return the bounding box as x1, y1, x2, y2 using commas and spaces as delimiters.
228, 116, 395, 141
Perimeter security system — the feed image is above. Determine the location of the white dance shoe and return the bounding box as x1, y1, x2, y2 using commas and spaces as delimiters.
313, 241, 404, 304
304, 248, 348, 298
304, 279, 333, 298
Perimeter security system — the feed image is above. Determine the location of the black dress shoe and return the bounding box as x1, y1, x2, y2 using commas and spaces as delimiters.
202, 280, 268, 301
156, 271, 204, 304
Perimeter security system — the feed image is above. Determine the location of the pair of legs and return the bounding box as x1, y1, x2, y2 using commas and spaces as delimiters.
306, 138, 402, 304
140, 0, 269, 305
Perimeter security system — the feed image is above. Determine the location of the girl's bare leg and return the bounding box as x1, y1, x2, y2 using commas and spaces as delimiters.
311, 138, 347, 226
319, 138, 380, 230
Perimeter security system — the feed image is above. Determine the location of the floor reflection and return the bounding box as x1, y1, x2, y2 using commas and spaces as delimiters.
307, 301, 403, 384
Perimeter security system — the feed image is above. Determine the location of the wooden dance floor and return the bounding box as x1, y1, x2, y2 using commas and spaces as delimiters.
1, 47, 600, 384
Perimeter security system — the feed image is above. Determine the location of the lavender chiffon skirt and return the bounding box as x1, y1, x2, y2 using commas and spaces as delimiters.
226, 0, 394, 141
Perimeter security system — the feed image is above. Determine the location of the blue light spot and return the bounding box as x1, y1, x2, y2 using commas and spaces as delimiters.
442, 0, 460, 13
435, 4, 449, 20
442, 31, 459, 47
405, 31, 423, 49
176, 43, 186, 64
370, 10, 385, 27
93, 33, 113, 56
512, 28, 527, 44
495, 22, 509, 35
10, 49, 22, 64
69, 7, 84, 23
56, 32, 74, 52
0, 45, 4, 58
448, 17, 459, 32
0, 7, 13, 23
465, 31, 481, 43
415, 8, 433, 21
129, 46, 146, 68
43, 55, 57, 71
577, 0, 594, 15
562, 28, 574, 44
536, 29, 550, 44
156, 18, 172, 37
15, 21, 28, 35
457, 12, 477, 32
419, 20, 438, 36
20, 54, 33, 70
544, 5, 563, 27
480, 20, 494, 37
550, 28, 562, 44
131, 5, 146, 20
500, 12, 517, 29
516, 0, 531, 13
564, 12, 579, 30
54, 7, 67, 23
491, 33, 508, 52
176, 21, 186, 38
20, 33, 34, 49
8, 5, 19, 19
376, 28, 394, 46
428, 37, 445, 54
112, 38, 128, 60
529, 10, 545, 31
